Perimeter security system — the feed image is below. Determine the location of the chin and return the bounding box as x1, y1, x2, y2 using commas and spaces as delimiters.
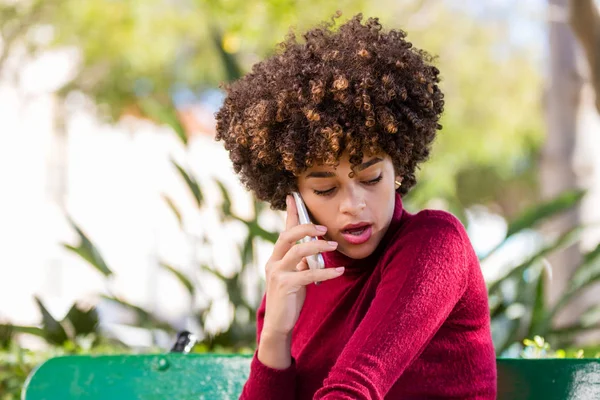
339, 242, 378, 260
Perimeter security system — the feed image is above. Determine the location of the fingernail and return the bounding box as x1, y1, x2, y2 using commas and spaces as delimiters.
327, 241, 338, 247
316, 225, 327, 232
335, 267, 345, 273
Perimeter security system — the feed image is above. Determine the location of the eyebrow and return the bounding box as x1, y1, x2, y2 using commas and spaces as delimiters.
306, 157, 383, 179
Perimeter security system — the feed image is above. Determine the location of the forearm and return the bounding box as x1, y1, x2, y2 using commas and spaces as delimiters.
257, 330, 293, 369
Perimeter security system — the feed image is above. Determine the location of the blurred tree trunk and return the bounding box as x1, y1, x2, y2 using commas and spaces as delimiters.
541, 0, 584, 330
570, 0, 600, 113
568, 0, 600, 344
544, 0, 600, 344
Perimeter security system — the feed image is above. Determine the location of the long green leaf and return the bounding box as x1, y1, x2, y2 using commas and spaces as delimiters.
547, 242, 600, 321
99, 295, 175, 333
487, 226, 582, 295
247, 220, 278, 243
201, 264, 226, 281
570, 242, 600, 289
499, 264, 541, 354
548, 271, 600, 324
240, 235, 254, 266
582, 242, 600, 265
171, 159, 203, 208
34, 296, 68, 345
505, 189, 585, 238
159, 262, 195, 297
0, 324, 45, 342
214, 179, 232, 217
526, 263, 548, 338
549, 303, 600, 338
482, 189, 585, 261
209, 24, 243, 82
138, 96, 188, 145
161, 194, 183, 228
62, 216, 113, 277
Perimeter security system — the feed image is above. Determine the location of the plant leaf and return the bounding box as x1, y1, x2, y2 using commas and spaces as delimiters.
62, 216, 113, 277
0, 324, 45, 340
159, 262, 194, 297
99, 295, 175, 333
34, 296, 68, 345
214, 178, 232, 217
171, 159, 203, 208
240, 235, 254, 266
527, 263, 547, 337
209, 24, 243, 82
161, 194, 183, 228
505, 189, 585, 238
138, 96, 188, 145
63, 303, 99, 337
547, 243, 600, 321
488, 225, 582, 295
482, 189, 585, 261
247, 220, 278, 243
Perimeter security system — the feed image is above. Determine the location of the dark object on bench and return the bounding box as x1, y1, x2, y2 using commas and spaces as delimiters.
169, 330, 198, 354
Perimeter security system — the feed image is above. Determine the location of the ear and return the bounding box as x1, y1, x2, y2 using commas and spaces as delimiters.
395, 177, 402, 189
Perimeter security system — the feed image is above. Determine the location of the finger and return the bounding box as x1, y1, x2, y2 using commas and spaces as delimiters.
280, 240, 337, 270
285, 195, 299, 231
296, 257, 309, 271
271, 223, 328, 261
297, 267, 345, 285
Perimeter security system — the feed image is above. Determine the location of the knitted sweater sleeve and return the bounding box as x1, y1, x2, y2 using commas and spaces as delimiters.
313, 211, 470, 399
238, 294, 298, 400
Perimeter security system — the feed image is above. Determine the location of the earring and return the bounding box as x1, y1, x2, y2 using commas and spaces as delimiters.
395, 180, 402, 189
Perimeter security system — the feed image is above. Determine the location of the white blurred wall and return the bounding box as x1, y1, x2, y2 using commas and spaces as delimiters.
0, 48, 279, 347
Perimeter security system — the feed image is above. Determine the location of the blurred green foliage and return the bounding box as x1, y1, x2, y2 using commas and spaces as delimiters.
520, 335, 600, 359
0, 336, 131, 400
1, 0, 543, 218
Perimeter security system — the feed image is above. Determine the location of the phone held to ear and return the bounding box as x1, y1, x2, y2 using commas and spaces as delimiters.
292, 191, 326, 274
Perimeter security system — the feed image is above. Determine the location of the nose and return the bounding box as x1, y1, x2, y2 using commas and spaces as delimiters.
339, 186, 366, 216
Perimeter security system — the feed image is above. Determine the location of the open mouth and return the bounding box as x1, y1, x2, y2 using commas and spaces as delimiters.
341, 224, 373, 245
343, 226, 369, 236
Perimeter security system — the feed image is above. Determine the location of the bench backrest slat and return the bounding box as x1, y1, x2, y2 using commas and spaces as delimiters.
22, 354, 600, 399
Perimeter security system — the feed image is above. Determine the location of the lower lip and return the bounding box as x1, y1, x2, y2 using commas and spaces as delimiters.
341, 225, 372, 245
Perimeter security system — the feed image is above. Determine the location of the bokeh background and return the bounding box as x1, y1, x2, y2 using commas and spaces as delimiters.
2, 0, 600, 397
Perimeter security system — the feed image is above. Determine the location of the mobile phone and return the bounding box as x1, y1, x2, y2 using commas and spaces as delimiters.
291, 192, 326, 274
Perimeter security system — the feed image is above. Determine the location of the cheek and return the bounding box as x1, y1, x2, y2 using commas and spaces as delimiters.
368, 185, 395, 222
308, 203, 334, 227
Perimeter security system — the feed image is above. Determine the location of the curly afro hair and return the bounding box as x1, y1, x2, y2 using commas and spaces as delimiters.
215, 11, 444, 210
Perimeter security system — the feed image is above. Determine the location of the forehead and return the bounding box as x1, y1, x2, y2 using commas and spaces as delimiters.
303, 154, 389, 178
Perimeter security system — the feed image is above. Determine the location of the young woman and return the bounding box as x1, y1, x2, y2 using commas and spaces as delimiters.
215, 12, 497, 399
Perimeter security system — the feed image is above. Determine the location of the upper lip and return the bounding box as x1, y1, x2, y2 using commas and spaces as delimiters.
342, 222, 372, 231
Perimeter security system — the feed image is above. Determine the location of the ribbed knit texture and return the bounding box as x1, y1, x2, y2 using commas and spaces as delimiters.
240, 193, 497, 399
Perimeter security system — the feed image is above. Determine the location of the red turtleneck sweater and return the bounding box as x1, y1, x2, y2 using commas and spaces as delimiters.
239, 193, 497, 399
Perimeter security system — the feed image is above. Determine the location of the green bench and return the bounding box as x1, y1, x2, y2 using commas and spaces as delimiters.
22, 353, 600, 399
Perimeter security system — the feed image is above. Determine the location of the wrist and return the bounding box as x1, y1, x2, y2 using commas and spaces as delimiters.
258, 330, 292, 369
261, 327, 292, 342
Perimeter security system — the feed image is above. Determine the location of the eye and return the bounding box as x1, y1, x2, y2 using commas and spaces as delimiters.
313, 187, 335, 196
364, 174, 383, 185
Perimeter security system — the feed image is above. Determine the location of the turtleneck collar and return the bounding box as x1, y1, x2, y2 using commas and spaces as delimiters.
321, 192, 404, 274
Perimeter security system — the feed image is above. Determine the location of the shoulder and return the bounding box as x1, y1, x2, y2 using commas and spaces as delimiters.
400, 208, 468, 241
382, 208, 471, 270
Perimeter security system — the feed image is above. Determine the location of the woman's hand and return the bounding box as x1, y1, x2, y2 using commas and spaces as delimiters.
262, 195, 345, 338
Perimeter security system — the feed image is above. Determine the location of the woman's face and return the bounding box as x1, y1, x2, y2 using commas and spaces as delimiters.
296, 151, 400, 260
